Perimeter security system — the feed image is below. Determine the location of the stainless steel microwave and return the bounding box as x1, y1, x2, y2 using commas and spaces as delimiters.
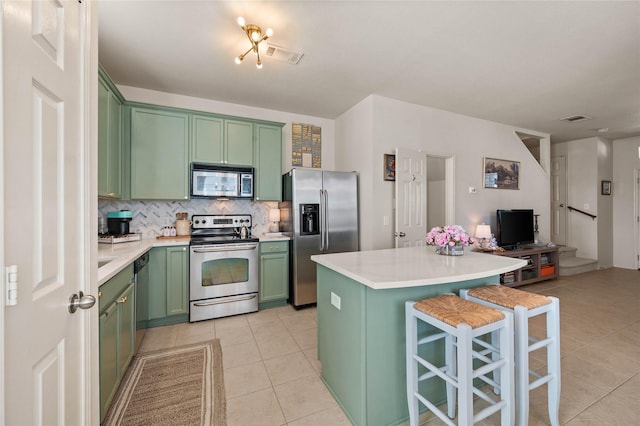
190, 163, 254, 199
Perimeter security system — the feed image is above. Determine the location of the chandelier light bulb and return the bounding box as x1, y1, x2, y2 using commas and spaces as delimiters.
265, 28, 273, 37
251, 31, 260, 41
234, 56, 242, 65
237, 16, 245, 27
256, 61, 263, 69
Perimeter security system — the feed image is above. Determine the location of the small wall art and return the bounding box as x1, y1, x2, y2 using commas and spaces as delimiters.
384, 154, 396, 181
483, 157, 520, 190
601, 180, 611, 195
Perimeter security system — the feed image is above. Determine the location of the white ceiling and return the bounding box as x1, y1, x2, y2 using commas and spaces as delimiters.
98, 1, 640, 143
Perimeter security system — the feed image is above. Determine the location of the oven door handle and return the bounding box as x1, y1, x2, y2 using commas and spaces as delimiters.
192, 245, 257, 253
192, 294, 257, 306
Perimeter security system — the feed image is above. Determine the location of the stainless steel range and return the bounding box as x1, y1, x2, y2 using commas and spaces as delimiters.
189, 214, 259, 322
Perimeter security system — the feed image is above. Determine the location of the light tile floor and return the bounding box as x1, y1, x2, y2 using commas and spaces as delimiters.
138, 267, 639, 425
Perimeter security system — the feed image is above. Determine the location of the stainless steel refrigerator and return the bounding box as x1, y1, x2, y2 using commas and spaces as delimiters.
281, 169, 359, 307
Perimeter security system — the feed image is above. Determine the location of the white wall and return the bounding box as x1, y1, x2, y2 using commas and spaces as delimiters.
612, 136, 640, 269
117, 85, 336, 173
334, 97, 375, 249
337, 95, 551, 251
597, 138, 614, 268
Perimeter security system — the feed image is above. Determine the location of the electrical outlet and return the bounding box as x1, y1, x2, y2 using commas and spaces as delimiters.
331, 292, 341, 310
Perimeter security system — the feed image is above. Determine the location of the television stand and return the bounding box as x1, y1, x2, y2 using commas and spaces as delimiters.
492, 246, 559, 287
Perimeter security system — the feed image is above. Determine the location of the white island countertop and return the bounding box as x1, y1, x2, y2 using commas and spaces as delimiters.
311, 246, 527, 290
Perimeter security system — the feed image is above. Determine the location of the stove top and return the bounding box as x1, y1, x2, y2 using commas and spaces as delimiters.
98, 233, 142, 244
190, 214, 256, 245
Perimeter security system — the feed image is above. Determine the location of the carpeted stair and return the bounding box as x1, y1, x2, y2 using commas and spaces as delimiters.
558, 246, 598, 276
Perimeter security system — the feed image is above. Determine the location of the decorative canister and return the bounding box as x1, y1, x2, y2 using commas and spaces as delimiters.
436, 243, 464, 256
175, 219, 191, 236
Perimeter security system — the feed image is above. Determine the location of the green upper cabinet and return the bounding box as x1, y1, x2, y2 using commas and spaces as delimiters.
225, 120, 254, 166
130, 107, 189, 200
191, 116, 253, 166
254, 123, 283, 201
191, 114, 224, 164
98, 71, 123, 199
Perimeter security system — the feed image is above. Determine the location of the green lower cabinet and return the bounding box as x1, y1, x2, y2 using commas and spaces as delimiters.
259, 241, 289, 309
99, 264, 135, 422
148, 246, 189, 327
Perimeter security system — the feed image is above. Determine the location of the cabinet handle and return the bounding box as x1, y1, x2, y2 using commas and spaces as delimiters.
117, 296, 128, 304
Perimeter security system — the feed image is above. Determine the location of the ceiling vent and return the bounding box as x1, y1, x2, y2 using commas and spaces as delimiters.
265, 44, 304, 65
560, 114, 592, 123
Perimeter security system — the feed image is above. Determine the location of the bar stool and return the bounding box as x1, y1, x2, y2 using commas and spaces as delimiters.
460, 285, 560, 426
405, 294, 514, 426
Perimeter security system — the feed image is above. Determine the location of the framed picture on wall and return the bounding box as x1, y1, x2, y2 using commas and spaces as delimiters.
483, 157, 520, 190
601, 180, 611, 195
384, 154, 396, 181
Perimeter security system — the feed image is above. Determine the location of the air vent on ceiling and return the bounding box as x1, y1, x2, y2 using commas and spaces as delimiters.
560, 114, 592, 123
265, 44, 304, 65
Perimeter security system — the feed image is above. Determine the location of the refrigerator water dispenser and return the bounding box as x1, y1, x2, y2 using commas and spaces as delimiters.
300, 204, 319, 235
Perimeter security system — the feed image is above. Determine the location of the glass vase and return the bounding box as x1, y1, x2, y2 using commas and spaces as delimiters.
436, 243, 464, 256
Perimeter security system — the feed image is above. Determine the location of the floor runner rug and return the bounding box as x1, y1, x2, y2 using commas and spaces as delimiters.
103, 339, 226, 426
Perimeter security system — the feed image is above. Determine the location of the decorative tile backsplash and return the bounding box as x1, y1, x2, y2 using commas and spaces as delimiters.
99, 199, 279, 237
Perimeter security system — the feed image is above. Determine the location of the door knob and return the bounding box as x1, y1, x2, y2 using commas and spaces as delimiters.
68, 291, 96, 314
559, 204, 565, 207
395, 232, 406, 237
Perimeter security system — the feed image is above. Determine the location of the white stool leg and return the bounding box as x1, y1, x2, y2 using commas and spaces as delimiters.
514, 305, 529, 426
445, 332, 456, 419
547, 297, 561, 426
500, 312, 515, 426
457, 324, 473, 426
405, 302, 419, 426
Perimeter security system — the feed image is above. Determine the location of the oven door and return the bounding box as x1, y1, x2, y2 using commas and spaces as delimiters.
189, 242, 258, 301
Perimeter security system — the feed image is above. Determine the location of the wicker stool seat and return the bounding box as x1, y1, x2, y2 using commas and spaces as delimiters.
405, 294, 514, 426
460, 285, 560, 426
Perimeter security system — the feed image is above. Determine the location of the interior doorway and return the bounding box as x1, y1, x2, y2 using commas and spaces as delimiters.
394, 150, 454, 248
427, 153, 455, 229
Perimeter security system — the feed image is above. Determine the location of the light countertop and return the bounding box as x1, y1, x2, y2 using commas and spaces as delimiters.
98, 233, 291, 286
98, 237, 189, 285
311, 246, 527, 290
258, 232, 291, 242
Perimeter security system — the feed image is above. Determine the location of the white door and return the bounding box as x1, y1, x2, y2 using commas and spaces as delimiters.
2, 1, 94, 424
551, 155, 567, 245
395, 148, 426, 247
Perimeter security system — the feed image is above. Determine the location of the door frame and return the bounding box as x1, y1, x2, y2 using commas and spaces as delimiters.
635, 168, 640, 270
1, 0, 6, 418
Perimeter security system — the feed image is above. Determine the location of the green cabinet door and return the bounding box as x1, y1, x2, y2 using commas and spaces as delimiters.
130, 107, 189, 200
148, 246, 189, 326
99, 263, 135, 422
117, 283, 135, 378
99, 302, 118, 422
225, 119, 254, 166
98, 76, 122, 199
167, 246, 189, 316
259, 241, 289, 308
191, 114, 224, 164
254, 123, 283, 201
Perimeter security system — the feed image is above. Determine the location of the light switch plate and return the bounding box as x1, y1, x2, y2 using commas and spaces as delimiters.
331, 292, 341, 310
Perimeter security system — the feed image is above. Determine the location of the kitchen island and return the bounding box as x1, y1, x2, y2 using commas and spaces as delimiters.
311, 246, 526, 426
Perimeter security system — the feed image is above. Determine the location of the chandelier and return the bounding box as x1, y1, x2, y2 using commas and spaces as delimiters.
234, 17, 273, 69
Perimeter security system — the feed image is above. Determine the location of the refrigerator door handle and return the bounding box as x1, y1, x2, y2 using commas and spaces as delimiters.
319, 189, 325, 251
323, 189, 329, 251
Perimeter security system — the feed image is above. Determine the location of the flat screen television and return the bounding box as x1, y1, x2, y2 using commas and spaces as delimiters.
496, 209, 535, 249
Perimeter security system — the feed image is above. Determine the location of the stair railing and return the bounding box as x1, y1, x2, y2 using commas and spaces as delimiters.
567, 206, 597, 220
